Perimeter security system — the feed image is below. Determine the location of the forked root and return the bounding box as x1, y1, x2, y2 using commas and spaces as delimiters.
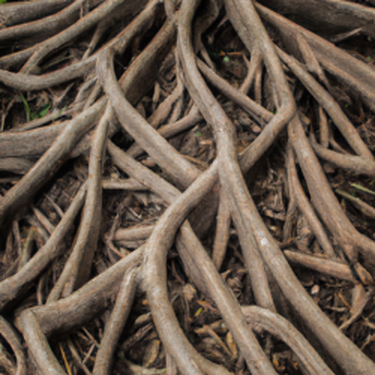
1, 0, 375, 374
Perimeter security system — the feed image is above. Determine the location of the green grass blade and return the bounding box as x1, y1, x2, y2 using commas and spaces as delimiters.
19, 93, 30, 122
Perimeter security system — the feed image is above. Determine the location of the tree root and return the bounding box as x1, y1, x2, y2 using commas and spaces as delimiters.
1, 0, 375, 374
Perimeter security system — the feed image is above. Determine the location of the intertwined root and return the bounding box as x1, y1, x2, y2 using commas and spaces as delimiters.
1, 0, 375, 374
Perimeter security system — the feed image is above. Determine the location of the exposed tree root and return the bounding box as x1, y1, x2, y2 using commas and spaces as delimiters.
1, 0, 375, 374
